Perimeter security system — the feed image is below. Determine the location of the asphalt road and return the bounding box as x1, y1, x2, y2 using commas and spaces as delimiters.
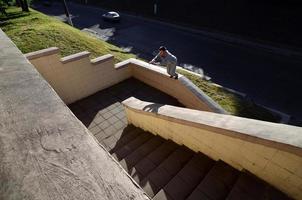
33, 2, 302, 119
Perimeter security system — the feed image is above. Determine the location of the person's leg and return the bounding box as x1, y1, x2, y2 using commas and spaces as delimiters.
170, 63, 178, 79
167, 65, 173, 78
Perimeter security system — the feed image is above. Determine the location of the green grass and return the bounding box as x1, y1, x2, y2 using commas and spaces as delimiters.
177, 69, 279, 122
0, 7, 279, 122
0, 7, 136, 62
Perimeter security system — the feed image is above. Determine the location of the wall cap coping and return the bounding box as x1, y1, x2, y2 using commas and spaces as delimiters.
91, 54, 114, 65
115, 58, 134, 69
60, 51, 91, 64
123, 97, 302, 157
25, 47, 59, 60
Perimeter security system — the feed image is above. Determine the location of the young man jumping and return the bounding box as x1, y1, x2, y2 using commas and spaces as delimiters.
149, 46, 178, 79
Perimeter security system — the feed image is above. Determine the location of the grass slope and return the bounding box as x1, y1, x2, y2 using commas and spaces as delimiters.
0, 7, 135, 62
177, 69, 279, 122
0, 7, 278, 122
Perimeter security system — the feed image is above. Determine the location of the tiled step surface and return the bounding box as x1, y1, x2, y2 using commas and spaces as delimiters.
226, 172, 293, 200
119, 136, 165, 173
95, 125, 292, 200
112, 131, 154, 161
100, 125, 141, 153
140, 146, 194, 197
130, 140, 178, 184
153, 153, 214, 200
187, 161, 239, 200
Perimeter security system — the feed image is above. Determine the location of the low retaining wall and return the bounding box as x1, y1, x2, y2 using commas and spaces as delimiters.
117, 58, 226, 113
26, 48, 131, 104
123, 97, 302, 200
27, 48, 225, 114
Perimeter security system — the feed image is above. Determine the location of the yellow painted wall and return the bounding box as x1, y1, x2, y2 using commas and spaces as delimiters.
28, 52, 131, 104
125, 106, 302, 199
131, 63, 213, 112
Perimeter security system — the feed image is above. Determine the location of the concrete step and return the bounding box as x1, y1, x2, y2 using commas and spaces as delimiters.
226, 172, 293, 200
141, 146, 194, 197
101, 125, 142, 152
101, 126, 292, 200
153, 153, 214, 200
130, 140, 179, 184
186, 160, 239, 200
112, 131, 154, 161
119, 135, 165, 173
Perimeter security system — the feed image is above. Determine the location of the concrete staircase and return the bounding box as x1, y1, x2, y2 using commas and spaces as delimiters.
99, 125, 292, 200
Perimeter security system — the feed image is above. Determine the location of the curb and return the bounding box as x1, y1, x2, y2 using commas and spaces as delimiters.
257, 105, 291, 124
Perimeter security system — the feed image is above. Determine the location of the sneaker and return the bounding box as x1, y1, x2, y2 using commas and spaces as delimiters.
169, 75, 173, 78
174, 75, 178, 79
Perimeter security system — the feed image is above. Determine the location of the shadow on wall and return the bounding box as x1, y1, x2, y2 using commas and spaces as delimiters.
143, 103, 163, 113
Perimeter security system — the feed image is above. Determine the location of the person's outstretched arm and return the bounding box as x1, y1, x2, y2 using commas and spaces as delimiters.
149, 53, 160, 64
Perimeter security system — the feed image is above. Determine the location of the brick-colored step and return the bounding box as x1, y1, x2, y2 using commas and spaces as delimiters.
130, 140, 178, 184
119, 136, 165, 173
112, 131, 154, 161
141, 146, 194, 197
153, 153, 214, 200
187, 160, 239, 200
226, 172, 293, 200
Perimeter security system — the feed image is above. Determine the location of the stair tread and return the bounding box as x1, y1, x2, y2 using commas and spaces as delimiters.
226, 172, 293, 200
132, 140, 178, 179
141, 146, 194, 197
153, 189, 174, 200
119, 136, 165, 173
106, 126, 141, 153
187, 160, 239, 200
153, 153, 215, 200
112, 131, 154, 161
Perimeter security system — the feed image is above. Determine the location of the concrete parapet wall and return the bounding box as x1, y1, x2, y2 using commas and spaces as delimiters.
26, 48, 131, 104
117, 58, 226, 114
123, 97, 302, 200
26, 48, 225, 113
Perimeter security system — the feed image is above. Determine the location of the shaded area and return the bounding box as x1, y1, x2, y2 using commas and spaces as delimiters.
68, 78, 183, 140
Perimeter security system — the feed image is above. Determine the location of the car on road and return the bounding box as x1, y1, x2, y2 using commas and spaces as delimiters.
102, 11, 120, 22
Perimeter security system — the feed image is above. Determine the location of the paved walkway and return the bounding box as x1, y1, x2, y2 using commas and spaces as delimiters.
68, 78, 183, 142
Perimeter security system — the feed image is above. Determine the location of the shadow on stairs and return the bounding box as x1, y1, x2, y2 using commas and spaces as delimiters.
99, 124, 292, 200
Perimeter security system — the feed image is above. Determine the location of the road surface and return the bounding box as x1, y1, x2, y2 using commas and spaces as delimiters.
33, 2, 302, 119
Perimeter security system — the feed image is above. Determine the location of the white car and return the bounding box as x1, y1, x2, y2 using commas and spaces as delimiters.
102, 11, 120, 22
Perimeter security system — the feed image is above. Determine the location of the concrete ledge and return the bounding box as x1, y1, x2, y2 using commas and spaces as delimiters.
115, 58, 133, 69
122, 97, 302, 199
25, 47, 59, 60
91, 54, 114, 65
61, 51, 91, 64
123, 97, 302, 156
116, 58, 226, 113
